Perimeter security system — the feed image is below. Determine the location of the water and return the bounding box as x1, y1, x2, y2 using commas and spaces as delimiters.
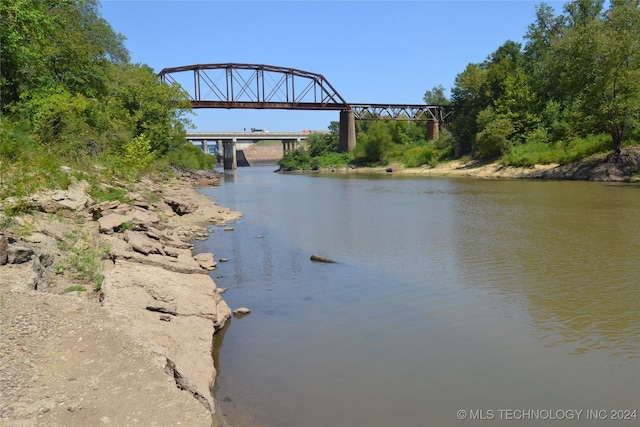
196, 167, 640, 427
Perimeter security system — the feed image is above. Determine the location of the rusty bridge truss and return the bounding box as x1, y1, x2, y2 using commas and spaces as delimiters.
158, 63, 452, 122
159, 63, 350, 110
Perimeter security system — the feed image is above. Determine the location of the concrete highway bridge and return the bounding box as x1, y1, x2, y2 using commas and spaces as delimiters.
186, 130, 326, 168
160, 63, 452, 169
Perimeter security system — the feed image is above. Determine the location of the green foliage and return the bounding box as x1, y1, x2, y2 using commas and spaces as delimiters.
352, 121, 395, 165
122, 134, 156, 172
423, 85, 451, 105
307, 131, 338, 157
0, 118, 76, 200
88, 184, 129, 204
449, 0, 640, 159
54, 227, 106, 291
279, 149, 313, 171
1, 0, 198, 184
164, 143, 217, 170
502, 134, 613, 166
313, 152, 353, 168
64, 285, 86, 292
475, 107, 515, 159
115, 221, 134, 232
401, 133, 455, 167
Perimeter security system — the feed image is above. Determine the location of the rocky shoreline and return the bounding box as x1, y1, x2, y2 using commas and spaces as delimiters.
0, 170, 241, 426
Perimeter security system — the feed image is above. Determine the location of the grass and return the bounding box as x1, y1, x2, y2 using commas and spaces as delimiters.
56, 228, 107, 291
501, 134, 613, 166
64, 285, 86, 292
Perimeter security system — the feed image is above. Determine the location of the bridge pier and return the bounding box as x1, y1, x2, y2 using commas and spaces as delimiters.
282, 139, 300, 154
427, 120, 439, 141
222, 140, 237, 170
339, 110, 356, 152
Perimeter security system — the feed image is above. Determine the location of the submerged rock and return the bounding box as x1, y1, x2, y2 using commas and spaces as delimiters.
310, 254, 336, 263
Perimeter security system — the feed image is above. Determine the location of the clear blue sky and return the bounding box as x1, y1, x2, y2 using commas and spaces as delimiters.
100, 0, 566, 132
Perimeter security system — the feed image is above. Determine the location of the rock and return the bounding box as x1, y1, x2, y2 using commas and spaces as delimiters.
98, 213, 133, 234
163, 246, 179, 258
8, 243, 35, 264
310, 254, 336, 263
123, 230, 157, 255
163, 196, 198, 216
193, 253, 217, 271
129, 207, 160, 228
0, 234, 8, 265
233, 307, 251, 317
146, 300, 178, 316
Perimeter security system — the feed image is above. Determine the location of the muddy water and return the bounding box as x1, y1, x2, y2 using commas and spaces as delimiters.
197, 167, 639, 427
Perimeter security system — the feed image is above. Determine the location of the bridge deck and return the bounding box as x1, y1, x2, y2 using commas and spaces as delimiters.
186, 131, 326, 141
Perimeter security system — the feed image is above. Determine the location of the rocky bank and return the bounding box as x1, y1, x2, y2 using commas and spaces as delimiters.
0, 170, 241, 426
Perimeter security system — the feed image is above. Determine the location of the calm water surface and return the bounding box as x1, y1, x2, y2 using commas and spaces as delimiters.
196, 167, 639, 427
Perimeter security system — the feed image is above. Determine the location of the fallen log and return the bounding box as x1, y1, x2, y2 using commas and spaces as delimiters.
310, 254, 336, 263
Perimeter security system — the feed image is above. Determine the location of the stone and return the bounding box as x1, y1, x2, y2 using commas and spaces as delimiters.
146, 300, 178, 316
0, 234, 8, 265
123, 230, 154, 255
233, 307, 251, 316
163, 196, 198, 216
193, 253, 217, 271
8, 244, 34, 264
98, 213, 133, 234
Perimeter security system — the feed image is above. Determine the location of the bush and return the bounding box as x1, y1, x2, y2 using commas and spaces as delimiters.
279, 149, 313, 171
164, 143, 216, 170
352, 122, 395, 165
501, 134, 612, 166
475, 113, 514, 158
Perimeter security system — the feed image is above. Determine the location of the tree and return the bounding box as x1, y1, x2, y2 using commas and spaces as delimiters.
105, 63, 192, 156
353, 121, 394, 164
0, 0, 129, 111
307, 121, 339, 156
554, 0, 640, 153
450, 63, 489, 153
475, 106, 515, 159
423, 85, 451, 105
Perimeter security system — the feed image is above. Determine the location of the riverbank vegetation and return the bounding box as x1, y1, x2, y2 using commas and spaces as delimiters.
281, 0, 640, 171
0, 0, 214, 209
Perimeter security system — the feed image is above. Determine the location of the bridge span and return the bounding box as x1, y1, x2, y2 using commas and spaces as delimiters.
160, 63, 453, 169
187, 130, 328, 169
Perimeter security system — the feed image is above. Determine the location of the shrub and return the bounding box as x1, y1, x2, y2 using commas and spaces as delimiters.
502, 134, 613, 166
279, 149, 313, 171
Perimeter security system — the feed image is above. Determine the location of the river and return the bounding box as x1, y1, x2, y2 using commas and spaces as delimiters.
195, 166, 639, 427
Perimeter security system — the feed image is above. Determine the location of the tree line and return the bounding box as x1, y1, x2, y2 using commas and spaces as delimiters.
1, 0, 209, 201
1, 0, 638, 184
450, 0, 640, 161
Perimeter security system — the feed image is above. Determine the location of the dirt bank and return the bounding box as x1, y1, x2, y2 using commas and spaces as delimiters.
311, 146, 640, 182
0, 170, 241, 427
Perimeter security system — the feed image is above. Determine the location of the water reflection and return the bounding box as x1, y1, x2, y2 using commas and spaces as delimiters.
452, 180, 640, 361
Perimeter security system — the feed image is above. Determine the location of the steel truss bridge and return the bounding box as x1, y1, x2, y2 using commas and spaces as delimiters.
159, 63, 452, 121
159, 63, 452, 167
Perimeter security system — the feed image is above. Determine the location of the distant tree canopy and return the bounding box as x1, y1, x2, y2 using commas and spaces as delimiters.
0, 0, 200, 172
450, 0, 640, 158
